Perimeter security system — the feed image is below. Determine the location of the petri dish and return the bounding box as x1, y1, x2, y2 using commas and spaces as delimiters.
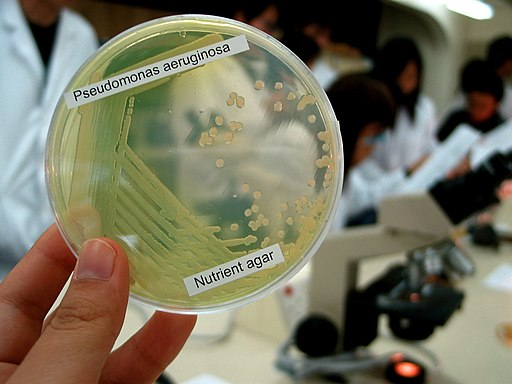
46, 14, 343, 314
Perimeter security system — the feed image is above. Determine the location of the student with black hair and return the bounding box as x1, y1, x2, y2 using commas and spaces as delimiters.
369, 36, 438, 173
441, 35, 512, 124
327, 73, 399, 229
436, 58, 504, 142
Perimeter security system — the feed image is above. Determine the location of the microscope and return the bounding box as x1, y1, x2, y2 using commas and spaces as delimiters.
276, 150, 512, 382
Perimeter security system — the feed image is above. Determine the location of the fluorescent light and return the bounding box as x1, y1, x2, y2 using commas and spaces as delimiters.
446, 0, 494, 20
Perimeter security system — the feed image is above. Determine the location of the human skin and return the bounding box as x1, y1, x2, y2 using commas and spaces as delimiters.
0, 224, 197, 384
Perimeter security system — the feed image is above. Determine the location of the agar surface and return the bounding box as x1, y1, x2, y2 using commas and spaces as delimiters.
47, 20, 341, 311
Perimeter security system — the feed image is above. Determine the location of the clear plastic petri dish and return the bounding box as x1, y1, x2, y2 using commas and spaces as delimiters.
46, 14, 343, 314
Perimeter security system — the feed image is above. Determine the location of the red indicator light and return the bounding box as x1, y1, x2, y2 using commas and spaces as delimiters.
395, 361, 422, 378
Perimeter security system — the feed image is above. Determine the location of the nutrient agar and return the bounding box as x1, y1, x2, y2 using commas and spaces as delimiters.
46, 14, 343, 313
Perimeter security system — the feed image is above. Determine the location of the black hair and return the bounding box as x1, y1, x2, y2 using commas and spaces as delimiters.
486, 35, 512, 72
326, 73, 396, 176
460, 58, 504, 102
280, 29, 320, 67
227, 2, 282, 23
371, 37, 423, 121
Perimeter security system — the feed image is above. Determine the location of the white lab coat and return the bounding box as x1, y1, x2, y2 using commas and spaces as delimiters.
330, 95, 437, 230
369, 94, 438, 171
330, 159, 407, 230
0, 0, 99, 268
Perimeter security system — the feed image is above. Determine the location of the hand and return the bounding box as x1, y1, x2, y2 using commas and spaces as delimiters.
0, 224, 197, 384
445, 155, 471, 179
497, 179, 512, 200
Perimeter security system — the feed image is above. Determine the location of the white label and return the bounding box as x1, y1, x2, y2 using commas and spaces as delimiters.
64, 35, 250, 108
183, 243, 285, 296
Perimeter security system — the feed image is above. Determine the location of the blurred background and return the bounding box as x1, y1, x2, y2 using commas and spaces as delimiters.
72, 0, 512, 118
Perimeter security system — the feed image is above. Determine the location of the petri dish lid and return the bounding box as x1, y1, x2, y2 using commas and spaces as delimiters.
46, 14, 343, 314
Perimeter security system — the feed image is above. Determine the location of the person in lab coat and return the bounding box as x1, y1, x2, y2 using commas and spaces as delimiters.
436, 58, 505, 142
328, 37, 438, 228
369, 36, 438, 173
439, 35, 512, 124
0, 0, 99, 279
327, 73, 400, 230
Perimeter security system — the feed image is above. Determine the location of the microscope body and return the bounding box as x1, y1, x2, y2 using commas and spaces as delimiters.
276, 146, 512, 381
308, 150, 512, 350
308, 193, 457, 350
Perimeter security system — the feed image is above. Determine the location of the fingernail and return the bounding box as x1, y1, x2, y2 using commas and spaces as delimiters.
76, 239, 116, 281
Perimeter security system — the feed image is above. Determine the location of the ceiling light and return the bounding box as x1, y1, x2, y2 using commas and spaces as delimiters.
446, 0, 494, 20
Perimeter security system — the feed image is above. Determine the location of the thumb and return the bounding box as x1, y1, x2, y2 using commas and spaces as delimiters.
9, 238, 130, 384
